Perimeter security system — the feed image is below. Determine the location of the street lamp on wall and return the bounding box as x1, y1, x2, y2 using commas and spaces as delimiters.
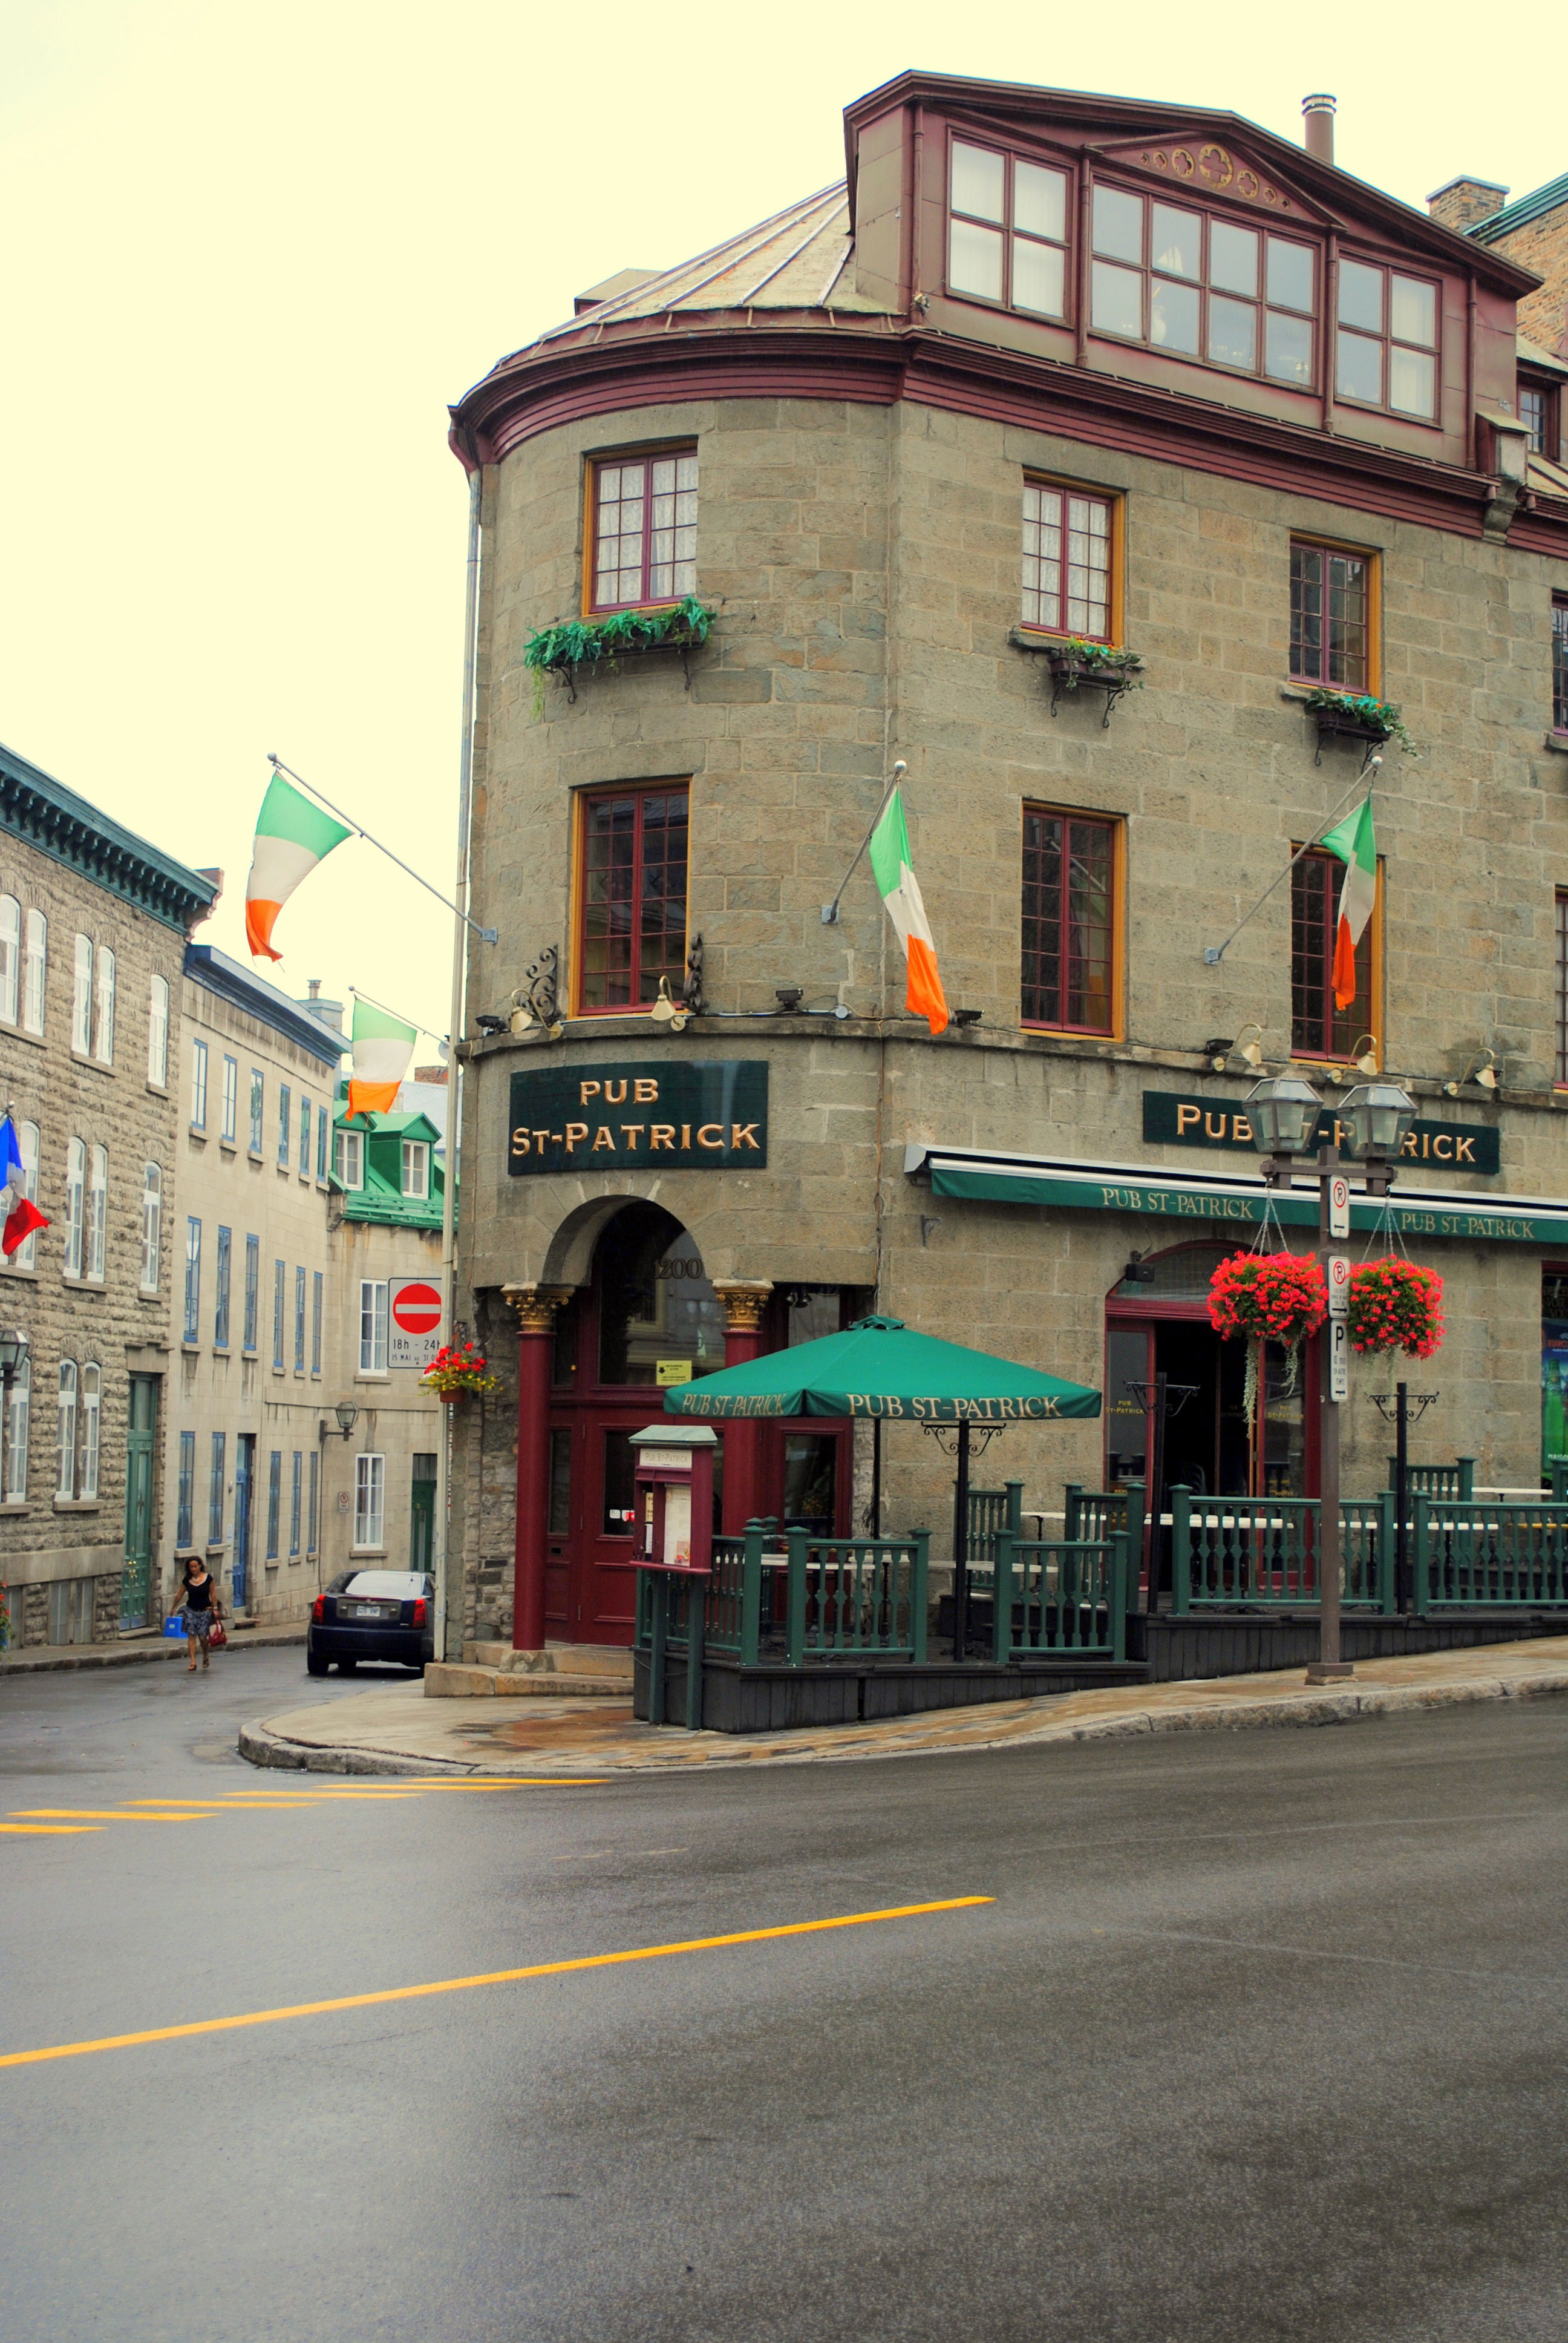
1244, 1074, 1324, 1187
1340, 1081, 1418, 1195
334, 1403, 359, 1440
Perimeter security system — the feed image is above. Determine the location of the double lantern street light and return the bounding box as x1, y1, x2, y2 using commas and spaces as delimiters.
1243, 1073, 1419, 1682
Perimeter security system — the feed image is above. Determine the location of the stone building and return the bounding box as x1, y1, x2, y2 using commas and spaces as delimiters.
0, 740, 215, 1647
443, 71, 1568, 1656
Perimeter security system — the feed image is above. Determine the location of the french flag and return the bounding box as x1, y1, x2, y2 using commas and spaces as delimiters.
0, 1115, 47, 1257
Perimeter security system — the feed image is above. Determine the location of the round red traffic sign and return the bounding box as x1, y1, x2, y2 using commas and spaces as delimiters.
391, 1281, 442, 1334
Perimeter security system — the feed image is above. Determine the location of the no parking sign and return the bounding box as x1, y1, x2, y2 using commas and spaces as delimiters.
390, 1280, 443, 1369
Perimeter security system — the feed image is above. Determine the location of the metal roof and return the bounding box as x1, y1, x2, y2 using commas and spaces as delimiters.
1469, 172, 1568, 244
0, 738, 218, 933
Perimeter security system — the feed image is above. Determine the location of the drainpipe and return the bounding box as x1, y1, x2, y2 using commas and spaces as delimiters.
433, 441, 483, 1664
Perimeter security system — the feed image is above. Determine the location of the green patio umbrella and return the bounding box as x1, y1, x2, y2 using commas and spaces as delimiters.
665, 1316, 1101, 1659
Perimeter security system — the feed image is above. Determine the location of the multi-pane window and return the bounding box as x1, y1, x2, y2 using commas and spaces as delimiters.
0, 897, 18, 1024
1021, 484, 1114, 640
333, 1128, 364, 1188
21, 910, 45, 1035
85, 1145, 106, 1283
278, 1085, 291, 1168
9, 1121, 41, 1271
221, 1055, 238, 1142
191, 1038, 209, 1130
79, 1364, 100, 1500
578, 785, 689, 1011
140, 1162, 162, 1293
177, 1429, 196, 1548
1021, 810, 1117, 1034
401, 1139, 429, 1198
63, 1139, 85, 1278
266, 1450, 281, 1558
590, 451, 697, 612
147, 974, 169, 1086
289, 1450, 302, 1557
1088, 185, 1317, 386
71, 935, 93, 1054
1289, 540, 1371, 691
316, 1109, 327, 1182
249, 1069, 264, 1153
4, 1356, 30, 1497
1557, 893, 1568, 1086
209, 1432, 226, 1545
293, 1266, 306, 1372
947, 139, 1069, 318
1292, 846, 1375, 1059
1520, 381, 1553, 458
308, 1450, 319, 1553
272, 1259, 286, 1370
1553, 597, 1568, 736
311, 1271, 323, 1376
56, 1361, 78, 1499
93, 945, 115, 1065
1336, 260, 1439, 419
183, 1216, 202, 1343
243, 1233, 260, 1352
359, 1280, 388, 1374
214, 1225, 232, 1348
354, 1452, 386, 1550
299, 1096, 312, 1176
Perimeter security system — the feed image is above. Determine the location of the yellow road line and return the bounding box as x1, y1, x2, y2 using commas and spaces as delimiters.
9, 1810, 212, 1824
0, 1824, 102, 1836
0, 1898, 993, 2070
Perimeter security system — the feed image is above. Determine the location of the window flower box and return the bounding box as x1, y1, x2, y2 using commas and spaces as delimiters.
1303, 689, 1416, 764
1011, 632, 1145, 726
524, 596, 716, 710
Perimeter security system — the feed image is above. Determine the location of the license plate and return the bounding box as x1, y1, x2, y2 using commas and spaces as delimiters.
348, 1603, 392, 1620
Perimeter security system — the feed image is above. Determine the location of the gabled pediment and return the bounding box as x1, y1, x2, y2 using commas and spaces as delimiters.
1091, 136, 1327, 228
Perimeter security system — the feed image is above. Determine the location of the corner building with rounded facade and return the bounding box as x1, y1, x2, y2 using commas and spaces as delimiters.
448, 70, 1568, 1656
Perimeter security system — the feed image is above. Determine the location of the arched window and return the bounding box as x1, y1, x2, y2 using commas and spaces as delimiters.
86, 1146, 108, 1283
4, 1355, 30, 1498
79, 1363, 100, 1501
71, 936, 93, 1055
147, 974, 169, 1087
140, 1163, 162, 1294
63, 1139, 85, 1279
22, 909, 46, 1035
93, 945, 116, 1064
0, 897, 19, 1024
8, 1121, 41, 1272
56, 1361, 77, 1499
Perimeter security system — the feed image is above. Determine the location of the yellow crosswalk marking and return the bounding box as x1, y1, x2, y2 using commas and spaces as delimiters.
0, 1824, 102, 1835
8, 1810, 212, 1824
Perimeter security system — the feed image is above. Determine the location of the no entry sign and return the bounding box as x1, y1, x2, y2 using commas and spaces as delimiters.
390, 1280, 443, 1369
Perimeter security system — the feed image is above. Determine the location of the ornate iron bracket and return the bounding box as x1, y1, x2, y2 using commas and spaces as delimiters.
509, 944, 564, 1039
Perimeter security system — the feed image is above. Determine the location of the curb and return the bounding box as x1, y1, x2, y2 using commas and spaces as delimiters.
235, 1664, 1568, 1778
4, 1628, 308, 1677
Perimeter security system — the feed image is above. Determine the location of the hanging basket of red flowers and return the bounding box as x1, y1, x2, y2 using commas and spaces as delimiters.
1347, 1257, 1444, 1358
1207, 1251, 1327, 1348
420, 1342, 501, 1400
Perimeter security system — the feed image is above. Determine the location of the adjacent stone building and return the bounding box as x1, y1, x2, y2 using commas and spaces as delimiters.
0, 741, 216, 1645
433, 74, 1568, 1656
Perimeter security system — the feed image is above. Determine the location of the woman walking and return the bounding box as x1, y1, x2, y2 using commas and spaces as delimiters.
175, 1559, 222, 1672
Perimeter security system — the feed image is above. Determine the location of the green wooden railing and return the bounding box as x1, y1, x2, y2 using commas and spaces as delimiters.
1387, 1458, 1474, 1500
638, 1521, 930, 1676
965, 1483, 1023, 1564
1065, 1482, 1146, 1546
992, 1533, 1128, 1662
1171, 1489, 1394, 1613
1413, 1495, 1568, 1610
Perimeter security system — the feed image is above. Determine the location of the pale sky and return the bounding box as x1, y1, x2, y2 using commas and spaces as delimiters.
1, 0, 1557, 1040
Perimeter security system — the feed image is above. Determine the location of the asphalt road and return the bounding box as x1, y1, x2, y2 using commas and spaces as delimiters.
1, 1649, 1564, 2343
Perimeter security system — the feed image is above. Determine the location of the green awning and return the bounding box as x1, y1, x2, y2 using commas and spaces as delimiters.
663, 1315, 1101, 1422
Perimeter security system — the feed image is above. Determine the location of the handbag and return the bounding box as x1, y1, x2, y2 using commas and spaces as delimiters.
207, 1617, 227, 1650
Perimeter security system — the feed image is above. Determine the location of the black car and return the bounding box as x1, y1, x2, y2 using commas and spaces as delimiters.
306, 1570, 435, 1676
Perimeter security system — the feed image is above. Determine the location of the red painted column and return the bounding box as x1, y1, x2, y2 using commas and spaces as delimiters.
713, 1282, 773, 1535
507, 1285, 570, 1653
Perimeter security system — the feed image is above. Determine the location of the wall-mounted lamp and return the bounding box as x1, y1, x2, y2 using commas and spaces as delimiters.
1443, 1049, 1498, 1097
474, 1015, 506, 1037
1328, 1034, 1381, 1083
323, 1402, 359, 1441
650, 977, 690, 1033
774, 986, 803, 1012
1122, 1251, 1156, 1285
1208, 1024, 1264, 1073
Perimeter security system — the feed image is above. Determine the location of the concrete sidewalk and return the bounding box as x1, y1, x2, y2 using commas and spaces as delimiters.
4, 1625, 306, 1675
238, 1634, 1568, 1777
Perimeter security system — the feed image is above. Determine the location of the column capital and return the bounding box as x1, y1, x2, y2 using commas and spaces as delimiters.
502, 1283, 574, 1335
711, 1279, 773, 1333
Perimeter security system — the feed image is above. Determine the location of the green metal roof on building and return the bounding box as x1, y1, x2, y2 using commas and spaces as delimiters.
331, 1104, 448, 1229
1468, 174, 1568, 244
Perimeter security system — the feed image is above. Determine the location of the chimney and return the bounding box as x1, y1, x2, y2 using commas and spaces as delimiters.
1302, 94, 1336, 166
1428, 175, 1510, 234
307, 978, 321, 998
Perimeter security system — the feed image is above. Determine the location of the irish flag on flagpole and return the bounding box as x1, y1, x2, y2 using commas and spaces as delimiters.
867, 786, 949, 1035
346, 997, 417, 1119
1321, 797, 1376, 1011
245, 773, 352, 961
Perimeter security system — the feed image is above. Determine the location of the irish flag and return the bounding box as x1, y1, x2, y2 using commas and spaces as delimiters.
346, 997, 417, 1118
245, 774, 351, 961
1321, 798, 1376, 1011
867, 787, 948, 1035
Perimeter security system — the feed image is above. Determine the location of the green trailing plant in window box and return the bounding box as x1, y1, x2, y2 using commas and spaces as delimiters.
1303, 687, 1417, 755
523, 596, 715, 714
1047, 637, 1145, 689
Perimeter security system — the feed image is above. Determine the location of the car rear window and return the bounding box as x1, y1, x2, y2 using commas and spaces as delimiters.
341, 1571, 429, 1599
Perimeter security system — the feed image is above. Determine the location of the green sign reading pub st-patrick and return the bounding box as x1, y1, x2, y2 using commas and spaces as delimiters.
508, 1061, 768, 1176
1142, 1090, 1500, 1175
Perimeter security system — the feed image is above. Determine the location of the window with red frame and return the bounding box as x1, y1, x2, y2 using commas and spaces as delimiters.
590, 450, 697, 612
1552, 595, 1568, 735
1291, 847, 1374, 1059
577, 786, 689, 1011
1021, 809, 1117, 1033
1022, 483, 1114, 640
1290, 540, 1371, 690
1556, 892, 1568, 1084
1335, 260, 1439, 419
1520, 379, 1557, 459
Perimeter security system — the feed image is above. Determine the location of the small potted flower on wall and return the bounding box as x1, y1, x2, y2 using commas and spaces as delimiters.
1304, 688, 1417, 759
1038, 636, 1145, 725
420, 1342, 501, 1405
